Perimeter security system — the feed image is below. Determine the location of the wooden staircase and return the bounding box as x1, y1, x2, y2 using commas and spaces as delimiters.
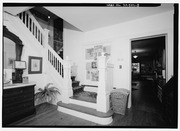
57, 76, 113, 125
13, 9, 114, 125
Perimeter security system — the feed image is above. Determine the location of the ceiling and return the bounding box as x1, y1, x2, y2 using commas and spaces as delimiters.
45, 4, 173, 31
3, 4, 173, 31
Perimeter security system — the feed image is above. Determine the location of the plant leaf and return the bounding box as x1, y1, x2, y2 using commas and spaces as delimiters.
45, 83, 53, 90
38, 88, 44, 92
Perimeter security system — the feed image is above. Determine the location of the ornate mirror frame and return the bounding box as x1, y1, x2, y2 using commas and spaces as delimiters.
3, 26, 23, 61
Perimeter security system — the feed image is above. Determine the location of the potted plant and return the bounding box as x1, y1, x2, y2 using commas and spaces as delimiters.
35, 83, 60, 105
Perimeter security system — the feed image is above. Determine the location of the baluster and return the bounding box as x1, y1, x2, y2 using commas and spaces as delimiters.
54, 56, 55, 68
19, 13, 22, 20
48, 50, 50, 61
29, 18, 32, 32
56, 60, 58, 72
52, 53, 54, 65
28, 17, 30, 31
62, 65, 64, 78
58, 60, 59, 73
41, 33, 43, 45
38, 30, 40, 42
23, 12, 25, 24
32, 23, 35, 35
26, 13, 29, 28
35, 26, 37, 39
55, 58, 57, 70
60, 63, 61, 75
49, 51, 51, 63
51, 54, 53, 66
50, 52, 52, 64
55, 57, 56, 69
52, 54, 54, 66
24, 12, 27, 26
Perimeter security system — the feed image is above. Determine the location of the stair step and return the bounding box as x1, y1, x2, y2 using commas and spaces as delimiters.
57, 101, 113, 125
70, 95, 96, 103
82, 85, 98, 87
69, 97, 96, 109
73, 86, 83, 91
84, 85, 98, 93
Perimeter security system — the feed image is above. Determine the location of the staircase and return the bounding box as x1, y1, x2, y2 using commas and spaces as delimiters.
57, 76, 113, 125
4, 9, 114, 125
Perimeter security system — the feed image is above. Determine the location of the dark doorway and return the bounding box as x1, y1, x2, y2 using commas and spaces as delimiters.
131, 35, 166, 111
131, 35, 166, 82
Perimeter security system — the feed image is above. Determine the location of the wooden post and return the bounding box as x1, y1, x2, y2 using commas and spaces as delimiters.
41, 29, 50, 88
43, 28, 49, 48
62, 56, 73, 103
97, 56, 110, 113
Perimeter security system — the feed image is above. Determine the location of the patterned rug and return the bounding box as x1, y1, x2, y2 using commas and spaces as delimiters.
74, 91, 97, 99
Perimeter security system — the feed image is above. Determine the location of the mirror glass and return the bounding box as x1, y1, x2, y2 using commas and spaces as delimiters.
4, 37, 16, 69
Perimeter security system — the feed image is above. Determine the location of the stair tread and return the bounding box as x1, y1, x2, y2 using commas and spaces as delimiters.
73, 86, 83, 90
83, 85, 98, 87
57, 101, 113, 118
72, 81, 80, 83
70, 95, 96, 103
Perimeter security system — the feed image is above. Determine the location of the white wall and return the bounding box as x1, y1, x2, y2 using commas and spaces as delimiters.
64, 21, 85, 83
64, 10, 174, 108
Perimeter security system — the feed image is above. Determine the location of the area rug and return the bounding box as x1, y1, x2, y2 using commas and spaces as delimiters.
74, 91, 97, 99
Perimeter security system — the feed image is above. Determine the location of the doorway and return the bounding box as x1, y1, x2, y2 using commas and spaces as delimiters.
131, 34, 166, 104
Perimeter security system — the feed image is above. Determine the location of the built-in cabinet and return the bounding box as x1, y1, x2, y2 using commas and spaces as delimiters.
3, 84, 36, 126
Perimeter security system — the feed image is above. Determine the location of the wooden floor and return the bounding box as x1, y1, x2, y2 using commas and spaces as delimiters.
8, 80, 169, 128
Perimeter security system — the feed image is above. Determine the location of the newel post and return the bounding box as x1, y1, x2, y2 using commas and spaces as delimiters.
41, 29, 49, 83
43, 28, 49, 48
97, 56, 110, 113
62, 56, 73, 103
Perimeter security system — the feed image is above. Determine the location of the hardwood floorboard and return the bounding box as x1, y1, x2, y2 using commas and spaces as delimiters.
8, 80, 169, 128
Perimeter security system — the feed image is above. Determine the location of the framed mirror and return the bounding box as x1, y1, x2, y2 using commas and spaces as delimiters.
3, 26, 24, 83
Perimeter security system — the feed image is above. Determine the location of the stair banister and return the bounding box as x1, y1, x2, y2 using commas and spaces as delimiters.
18, 10, 73, 104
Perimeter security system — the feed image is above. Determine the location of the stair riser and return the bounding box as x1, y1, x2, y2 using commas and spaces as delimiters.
58, 106, 113, 125
69, 98, 96, 109
84, 86, 98, 93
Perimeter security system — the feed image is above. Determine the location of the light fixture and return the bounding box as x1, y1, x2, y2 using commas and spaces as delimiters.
133, 51, 138, 59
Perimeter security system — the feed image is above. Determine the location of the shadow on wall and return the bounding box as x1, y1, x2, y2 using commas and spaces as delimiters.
64, 20, 83, 32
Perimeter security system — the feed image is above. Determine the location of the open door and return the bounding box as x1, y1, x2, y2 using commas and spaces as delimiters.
131, 34, 166, 103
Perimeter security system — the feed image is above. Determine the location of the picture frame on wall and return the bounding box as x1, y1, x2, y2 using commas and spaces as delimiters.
28, 56, 42, 74
92, 61, 97, 69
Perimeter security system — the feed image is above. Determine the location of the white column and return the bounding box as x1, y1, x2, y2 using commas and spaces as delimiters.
62, 56, 73, 103
97, 56, 110, 113
42, 29, 50, 87
43, 28, 49, 48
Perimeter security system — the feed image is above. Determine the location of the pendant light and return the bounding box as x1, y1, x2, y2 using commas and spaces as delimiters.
133, 51, 138, 59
